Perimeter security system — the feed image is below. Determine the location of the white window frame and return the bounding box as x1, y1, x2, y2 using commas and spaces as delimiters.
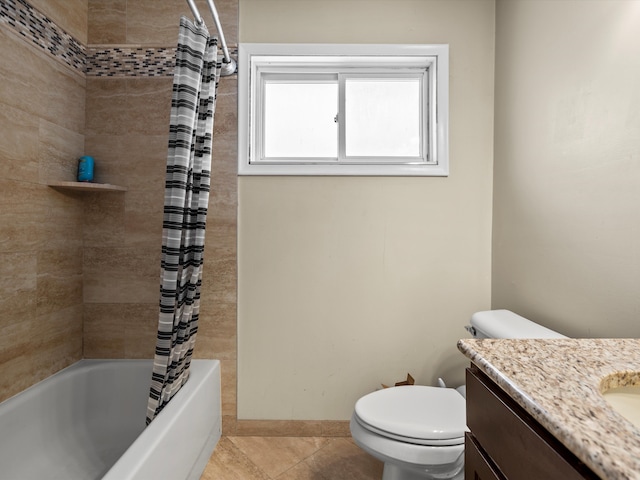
238, 43, 449, 176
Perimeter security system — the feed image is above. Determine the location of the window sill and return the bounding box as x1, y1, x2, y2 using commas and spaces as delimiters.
239, 163, 448, 176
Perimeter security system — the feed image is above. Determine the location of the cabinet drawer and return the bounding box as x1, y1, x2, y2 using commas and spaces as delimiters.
465, 432, 505, 480
466, 366, 599, 480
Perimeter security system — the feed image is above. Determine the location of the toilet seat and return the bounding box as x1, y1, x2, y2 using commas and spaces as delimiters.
354, 386, 466, 446
350, 414, 465, 473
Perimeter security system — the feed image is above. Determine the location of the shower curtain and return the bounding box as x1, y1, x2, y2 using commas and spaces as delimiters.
146, 16, 221, 424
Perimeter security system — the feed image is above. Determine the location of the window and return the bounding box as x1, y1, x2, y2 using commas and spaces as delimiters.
238, 43, 449, 176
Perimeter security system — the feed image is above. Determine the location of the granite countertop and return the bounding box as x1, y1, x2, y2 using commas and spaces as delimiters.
457, 338, 640, 480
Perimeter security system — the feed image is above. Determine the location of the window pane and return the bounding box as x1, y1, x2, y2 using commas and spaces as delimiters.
345, 78, 421, 157
264, 82, 338, 158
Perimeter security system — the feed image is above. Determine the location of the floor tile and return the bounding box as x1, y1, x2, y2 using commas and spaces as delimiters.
303, 438, 384, 480
202, 436, 383, 480
228, 436, 331, 478
200, 437, 271, 480
275, 461, 321, 480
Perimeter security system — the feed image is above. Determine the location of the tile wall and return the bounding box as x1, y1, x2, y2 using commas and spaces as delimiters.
0, 0, 239, 432
0, 0, 86, 402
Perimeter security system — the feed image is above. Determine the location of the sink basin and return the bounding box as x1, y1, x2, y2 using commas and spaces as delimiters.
601, 373, 640, 429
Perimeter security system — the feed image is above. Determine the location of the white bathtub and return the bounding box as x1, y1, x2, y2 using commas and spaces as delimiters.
0, 359, 221, 480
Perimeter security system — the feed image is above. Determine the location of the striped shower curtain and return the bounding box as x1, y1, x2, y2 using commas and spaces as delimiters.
146, 16, 221, 424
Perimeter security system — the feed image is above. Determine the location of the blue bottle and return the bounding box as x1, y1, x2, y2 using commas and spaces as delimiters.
77, 156, 95, 182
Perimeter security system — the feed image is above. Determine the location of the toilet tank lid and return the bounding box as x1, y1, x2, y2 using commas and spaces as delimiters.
470, 309, 567, 339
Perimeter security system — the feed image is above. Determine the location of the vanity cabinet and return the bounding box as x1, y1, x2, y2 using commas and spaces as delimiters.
465, 365, 600, 480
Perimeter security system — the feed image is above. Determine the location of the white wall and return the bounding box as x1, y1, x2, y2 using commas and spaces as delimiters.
492, 0, 640, 338
238, 0, 495, 420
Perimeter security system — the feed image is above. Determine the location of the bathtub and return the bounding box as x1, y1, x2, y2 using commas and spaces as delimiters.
0, 359, 221, 480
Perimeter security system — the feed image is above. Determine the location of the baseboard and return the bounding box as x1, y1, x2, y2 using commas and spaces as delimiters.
222, 417, 351, 437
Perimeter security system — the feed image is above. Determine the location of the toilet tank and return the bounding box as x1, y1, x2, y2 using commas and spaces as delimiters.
469, 309, 566, 339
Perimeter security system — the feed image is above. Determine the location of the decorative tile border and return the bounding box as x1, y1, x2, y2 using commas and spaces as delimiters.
86, 47, 177, 77
86, 45, 238, 77
0, 0, 237, 77
0, 0, 86, 73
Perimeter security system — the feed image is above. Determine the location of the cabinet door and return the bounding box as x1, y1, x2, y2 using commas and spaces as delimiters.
466, 366, 599, 480
465, 433, 505, 480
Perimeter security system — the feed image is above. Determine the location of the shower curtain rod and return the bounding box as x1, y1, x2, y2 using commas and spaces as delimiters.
185, 0, 237, 76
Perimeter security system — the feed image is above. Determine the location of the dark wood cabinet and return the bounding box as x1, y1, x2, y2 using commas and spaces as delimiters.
465, 365, 600, 480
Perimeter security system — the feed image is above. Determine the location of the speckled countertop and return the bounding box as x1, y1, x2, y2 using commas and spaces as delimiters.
457, 338, 640, 480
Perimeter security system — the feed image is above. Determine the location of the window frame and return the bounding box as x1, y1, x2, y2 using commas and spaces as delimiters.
238, 43, 449, 176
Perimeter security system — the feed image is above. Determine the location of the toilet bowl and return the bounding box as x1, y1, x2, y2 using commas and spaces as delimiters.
350, 309, 566, 480
350, 385, 466, 480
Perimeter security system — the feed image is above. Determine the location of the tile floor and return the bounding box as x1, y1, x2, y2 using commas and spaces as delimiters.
201, 436, 384, 479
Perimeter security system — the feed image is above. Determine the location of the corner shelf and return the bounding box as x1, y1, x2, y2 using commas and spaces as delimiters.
48, 181, 127, 192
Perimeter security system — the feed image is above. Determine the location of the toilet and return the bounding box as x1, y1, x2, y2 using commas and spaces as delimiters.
350, 309, 566, 480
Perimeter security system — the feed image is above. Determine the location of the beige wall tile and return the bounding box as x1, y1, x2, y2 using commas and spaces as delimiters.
39, 119, 86, 184
37, 246, 83, 277
209, 137, 238, 225
201, 253, 237, 304
213, 77, 238, 133
0, 7, 85, 397
36, 273, 83, 316
125, 0, 228, 45
84, 303, 158, 358
123, 189, 164, 247
222, 414, 237, 436
199, 238, 237, 424
125, 0, 237, 46
0, 356, 36, 403
83, 192, 126, 247
0, 104, 40, 183
36, 247, 83, 316
34, 304, 83, 368
213, 0, 238, 46
0, 28, 85, 136
197, 302, 237, 361
0, 180, 46, 252
124, 78, 173, 135
29, 0, 88, 44
0, 252, 37, 318
38, 63, 86, 135
220, 359, 237, 417
84, 133, 168, 188
39, 187, 84, 250
83, 246, 161, 304
126, 0, 184, 45
202, 223, 237, 305
8, 305, 84, 404
88, 0, 126, 44
85, 78, 171, 137
85, 78, 131, 136
84, 305, 127, 358
0, 30, 44, 116
123, 304, 159, 359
